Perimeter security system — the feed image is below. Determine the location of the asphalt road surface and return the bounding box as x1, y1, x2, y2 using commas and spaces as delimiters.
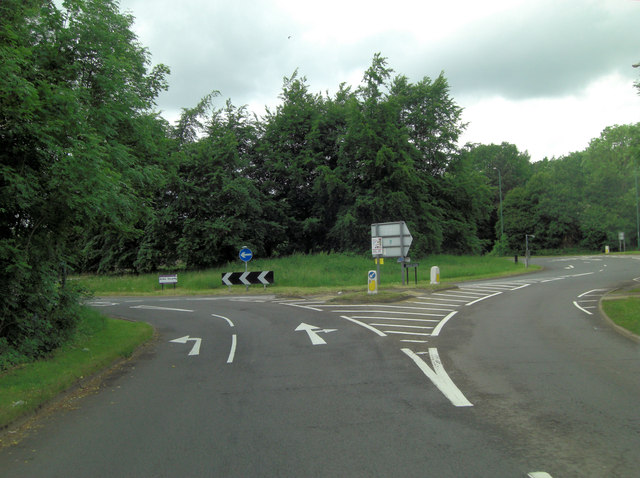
1, 256, 639, 477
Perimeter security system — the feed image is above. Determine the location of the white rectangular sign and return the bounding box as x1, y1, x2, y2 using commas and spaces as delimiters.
372, 237, 383, 255
159, 274, 178, 284
371, 221, 413, 258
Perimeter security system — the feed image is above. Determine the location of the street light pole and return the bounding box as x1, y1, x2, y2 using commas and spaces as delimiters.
525, 234, 535, 268
493, 167, 504, 249
635, 169, 640, 251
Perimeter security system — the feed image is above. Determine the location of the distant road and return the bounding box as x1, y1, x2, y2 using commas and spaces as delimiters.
1, 255, 638, 477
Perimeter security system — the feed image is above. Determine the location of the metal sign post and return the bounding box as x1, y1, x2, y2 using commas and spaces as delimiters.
371, 221, 413, 288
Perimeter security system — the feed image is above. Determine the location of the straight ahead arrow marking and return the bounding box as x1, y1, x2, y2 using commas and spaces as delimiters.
295, 323, 337, 345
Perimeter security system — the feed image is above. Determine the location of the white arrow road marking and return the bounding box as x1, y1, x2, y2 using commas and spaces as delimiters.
528, 473, 553, 478
402, 348, 473, 407
295, 323, 337, 345
170, 335, 202, 356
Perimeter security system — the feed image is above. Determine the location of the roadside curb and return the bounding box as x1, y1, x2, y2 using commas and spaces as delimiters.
598, 291, 640, 343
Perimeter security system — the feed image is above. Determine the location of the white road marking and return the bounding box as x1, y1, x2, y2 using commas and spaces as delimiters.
169, 336, 202, 356
131, 305, 194, 312
370, 323, 433, 330
212, 314, 234, 327
227, 334, 237, 363
465, 292, 502, 306
402, 348, 473, 407
573, 301, 593, 315
578, 289, 608, 297
528, 473, 553, 478
340, 316, 387, 336
432, 311, 457, 336
351, 316, 439, 322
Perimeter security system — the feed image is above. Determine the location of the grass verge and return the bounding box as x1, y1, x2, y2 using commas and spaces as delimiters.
76, 253, 540, 296
0, 307, 153, 430
601, 297, 640, 337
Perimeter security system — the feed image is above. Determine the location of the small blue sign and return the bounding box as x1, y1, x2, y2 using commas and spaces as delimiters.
368, 271, 376, 280
239, 248, 253, 262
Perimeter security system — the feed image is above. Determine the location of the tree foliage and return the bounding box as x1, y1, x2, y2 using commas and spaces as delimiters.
1, 0, 169, 367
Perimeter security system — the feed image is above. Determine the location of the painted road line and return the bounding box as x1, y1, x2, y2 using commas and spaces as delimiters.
340, 316, 387, 336
332, 309, 445, 317
212, 314, 235, 327
325, 304, 448, 311
444, 290, 491, 298
227, 334, 237, 364
402, 348, 473, 407
578, 289, 608, 297
131, 305, 194, 312
282, 302, 324, 312
528, 473, 553, 478
351, 317, 439, 323
573, 301, 593, 315
432, 311, 457, 336
430, 296, 469, 303
465, 291, 502, 306
408, 302, 457, 311
371, 323, 434, 330
386, 331, 431, 336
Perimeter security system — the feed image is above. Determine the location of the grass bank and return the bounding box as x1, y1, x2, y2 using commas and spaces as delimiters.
0, 308, 152, 431
77, 253, 539, 296
601, 297, 640, 337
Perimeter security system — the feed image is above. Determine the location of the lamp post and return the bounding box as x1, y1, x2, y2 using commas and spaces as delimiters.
493, 167, 504, 239
525, 234, 535, 268
635, 169, 640, 251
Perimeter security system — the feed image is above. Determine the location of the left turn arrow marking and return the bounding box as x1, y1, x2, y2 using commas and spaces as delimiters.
170, 335, 202, 356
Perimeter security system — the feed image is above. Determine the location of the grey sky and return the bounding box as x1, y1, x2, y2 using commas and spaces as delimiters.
119, 0, 640, 161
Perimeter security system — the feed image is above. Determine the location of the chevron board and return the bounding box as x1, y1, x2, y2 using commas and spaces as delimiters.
222, 271, 274, 286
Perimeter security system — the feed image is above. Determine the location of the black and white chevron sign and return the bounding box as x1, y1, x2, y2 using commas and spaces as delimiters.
221, 271, 274, 286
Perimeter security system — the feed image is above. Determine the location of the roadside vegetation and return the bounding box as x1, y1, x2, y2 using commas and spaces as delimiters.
0, 308, 152, 432
602, 296, 640, 337
76, 253, 535, 296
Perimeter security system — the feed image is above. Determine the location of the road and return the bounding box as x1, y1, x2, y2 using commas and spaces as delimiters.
1, 256, 639, 477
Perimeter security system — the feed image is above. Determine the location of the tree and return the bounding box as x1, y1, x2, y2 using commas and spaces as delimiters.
0, 0, 169, 367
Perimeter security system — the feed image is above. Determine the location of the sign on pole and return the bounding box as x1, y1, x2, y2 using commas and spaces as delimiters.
371, 221, 414, 286
370, 221, 413, 258
239, 247, 253, 262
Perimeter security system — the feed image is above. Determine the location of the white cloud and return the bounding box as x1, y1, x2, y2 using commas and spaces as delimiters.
117, 0, 640, 160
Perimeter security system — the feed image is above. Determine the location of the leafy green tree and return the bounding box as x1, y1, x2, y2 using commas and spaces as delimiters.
0, 0, 169, 367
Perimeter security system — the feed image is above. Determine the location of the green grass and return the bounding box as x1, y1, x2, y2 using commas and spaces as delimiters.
76, 253, 539, 296
601, 297, 640, 336
0, 308, 153, 431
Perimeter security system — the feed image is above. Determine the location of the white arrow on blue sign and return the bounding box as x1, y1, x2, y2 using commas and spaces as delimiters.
239, 248, 253, 262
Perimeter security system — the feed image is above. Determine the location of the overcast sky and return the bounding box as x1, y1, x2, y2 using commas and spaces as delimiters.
118, 0, 640, 161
